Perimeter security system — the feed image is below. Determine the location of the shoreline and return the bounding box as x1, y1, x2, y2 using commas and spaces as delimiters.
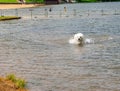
0, 16, 21, 21
0, 4, 45, 9
0, 74, 27, 91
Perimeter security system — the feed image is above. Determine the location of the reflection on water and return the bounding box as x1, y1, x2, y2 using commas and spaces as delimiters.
0, 2, 120, 91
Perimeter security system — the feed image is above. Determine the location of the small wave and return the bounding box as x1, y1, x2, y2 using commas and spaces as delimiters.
69, 38, 94, 44
85, 38, 94, 44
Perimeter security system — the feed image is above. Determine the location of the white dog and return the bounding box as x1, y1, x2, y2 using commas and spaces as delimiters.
69, 33, 84, 45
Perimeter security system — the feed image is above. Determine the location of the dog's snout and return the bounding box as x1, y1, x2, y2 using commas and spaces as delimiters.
78, 37, 83, 41
78, 38, 81, 41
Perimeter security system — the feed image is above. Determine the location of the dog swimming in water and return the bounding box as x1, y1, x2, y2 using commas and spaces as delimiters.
69, 33, 85, 45
69, 33, 94, 46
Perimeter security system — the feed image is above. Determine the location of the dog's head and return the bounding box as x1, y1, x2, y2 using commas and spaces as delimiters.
74, 33, 84, 45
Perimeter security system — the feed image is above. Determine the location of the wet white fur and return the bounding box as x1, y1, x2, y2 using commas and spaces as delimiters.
69, 33, 84, 45
69, 33, 94, 45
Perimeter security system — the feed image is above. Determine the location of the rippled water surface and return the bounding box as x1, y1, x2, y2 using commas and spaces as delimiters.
0, 2, 120, 91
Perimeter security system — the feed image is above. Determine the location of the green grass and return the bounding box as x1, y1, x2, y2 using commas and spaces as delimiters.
81, 0, 97, 2
26, 0, 44, 3
6, 74, 26, 89
0, 0, 44, 3
6, 74, 16, 82
0, 0, 18, 3
16, 78, 26, 88
0, 16, 21, 21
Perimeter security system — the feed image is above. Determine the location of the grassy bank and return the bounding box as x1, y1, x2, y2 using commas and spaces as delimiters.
0, 0, 44, 3
0, 0, 18, 3
0, 74, 27, 91
0, 16, 21, 21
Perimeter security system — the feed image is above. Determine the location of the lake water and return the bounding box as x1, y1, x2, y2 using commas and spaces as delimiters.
0, 2, 120, 91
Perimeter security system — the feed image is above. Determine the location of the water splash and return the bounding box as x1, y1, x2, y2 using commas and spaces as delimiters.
85, 38, 94, 44
69, 38, 94, 45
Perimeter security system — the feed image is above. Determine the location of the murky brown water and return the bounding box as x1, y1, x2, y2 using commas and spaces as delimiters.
0, 2, 120, 91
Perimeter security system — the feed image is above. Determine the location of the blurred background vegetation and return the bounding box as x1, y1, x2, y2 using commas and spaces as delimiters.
0, 0, 119, 4
0, 0, 44, 3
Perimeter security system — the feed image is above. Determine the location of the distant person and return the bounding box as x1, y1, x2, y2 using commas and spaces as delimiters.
23, 0, 26, 3
73, 9, 76, 16
18, 0, 25, 4
44, 9, 48, 17
49, 8, 52, 12
64, 7, 67, 12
